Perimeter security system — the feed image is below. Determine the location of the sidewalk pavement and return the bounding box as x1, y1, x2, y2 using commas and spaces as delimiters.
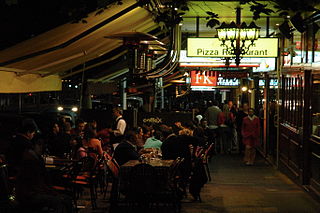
182, 154, 320, 213
79, 154, 320, 213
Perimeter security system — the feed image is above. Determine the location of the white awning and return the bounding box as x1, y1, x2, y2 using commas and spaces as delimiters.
0, 0, 158, 93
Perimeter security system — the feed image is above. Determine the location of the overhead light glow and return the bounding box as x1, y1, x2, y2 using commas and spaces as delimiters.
241, 86, 248, 92
57, 106, 63, 111
72, 107, 78, 112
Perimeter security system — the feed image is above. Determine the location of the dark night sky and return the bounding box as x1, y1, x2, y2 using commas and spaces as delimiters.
0, 0, 100, 50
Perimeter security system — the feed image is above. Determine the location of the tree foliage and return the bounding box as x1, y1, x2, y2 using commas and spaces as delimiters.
206, 12, 220, 28
152, 0, 189, 30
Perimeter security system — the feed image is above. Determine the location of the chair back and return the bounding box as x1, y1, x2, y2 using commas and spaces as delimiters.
106, 158, 120, 178
203, 143, 214, 163
194, 146, 204, 158
169, 157, 184, 177
167, 157, 185, 192
69, 156, 96, 179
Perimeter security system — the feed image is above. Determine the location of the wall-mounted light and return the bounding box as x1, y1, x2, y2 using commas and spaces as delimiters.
241, 86, 248, 92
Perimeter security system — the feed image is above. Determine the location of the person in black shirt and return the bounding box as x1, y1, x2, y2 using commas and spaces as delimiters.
46, 122, 70, 157
6, 122, 37, 176
113, 129, 139, 166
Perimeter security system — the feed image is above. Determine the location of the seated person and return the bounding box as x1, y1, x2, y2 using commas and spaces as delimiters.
46, 122, 70, 157
144, 130, 163, 149
97, 124, 111, 146
16, 143, 72, 212
6, 122, 37, 176
77, 127, 103, 159
135, 127, 146, 151
84, 127, 103, 155
113, 129, 140, 166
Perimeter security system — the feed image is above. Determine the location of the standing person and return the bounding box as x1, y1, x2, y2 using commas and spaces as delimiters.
204, 100, 222, 151
110, 107, 126, 147
227, 101, 238, 151
217, 104, 235, 154
241, 108, 260, 165
236, 103, 249, 154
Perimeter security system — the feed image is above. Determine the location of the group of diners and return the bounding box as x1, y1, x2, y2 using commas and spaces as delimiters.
0, 107, 214, 212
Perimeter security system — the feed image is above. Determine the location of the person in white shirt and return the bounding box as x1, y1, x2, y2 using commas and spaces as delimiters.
110, 107, 126, 146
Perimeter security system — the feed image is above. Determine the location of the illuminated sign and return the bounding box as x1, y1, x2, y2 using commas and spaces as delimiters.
190, 70, 217, 86
217, 78, 240, 86
259, 79, 278, 87
190, 70, 240, 88
187, 38, 278, 58
179, 50, 276, 70
191, 86, 215, 91
220, 72, 248, 78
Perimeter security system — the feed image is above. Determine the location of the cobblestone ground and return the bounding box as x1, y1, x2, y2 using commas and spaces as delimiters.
79, 154, 320, 213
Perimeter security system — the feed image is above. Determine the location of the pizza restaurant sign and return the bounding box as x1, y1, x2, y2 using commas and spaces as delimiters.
187, 38, 278, 58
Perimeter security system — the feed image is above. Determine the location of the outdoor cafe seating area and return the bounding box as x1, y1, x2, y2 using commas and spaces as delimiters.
0, 133, 214, 213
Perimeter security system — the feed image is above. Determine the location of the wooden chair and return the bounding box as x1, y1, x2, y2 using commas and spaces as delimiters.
202, 143, 214, 181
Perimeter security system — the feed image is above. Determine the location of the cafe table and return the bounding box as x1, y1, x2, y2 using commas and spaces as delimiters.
44, 156, 75, 186
109, 159, 181, 213
44, 156, 74, 170
110, 159, 174, 203
120, 160, 174, 192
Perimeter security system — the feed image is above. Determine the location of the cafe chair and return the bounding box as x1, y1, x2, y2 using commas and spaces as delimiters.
107, 158, 121, 212
194, 146, 205, 159
202, 143, 214, 181
164, 157, 185, 213
85, 150, 107, 196
69, 156, 99, 209
105, 158, 120, 199
189, 155, 208, 202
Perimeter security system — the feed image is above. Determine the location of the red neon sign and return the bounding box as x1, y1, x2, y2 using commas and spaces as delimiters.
190, 70, 217, 86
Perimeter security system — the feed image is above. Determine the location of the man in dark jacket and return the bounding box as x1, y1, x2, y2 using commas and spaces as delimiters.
113, 129, 139, 166
6, 122, 37, 175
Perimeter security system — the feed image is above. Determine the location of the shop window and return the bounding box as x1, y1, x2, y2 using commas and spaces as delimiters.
312, 79, 320, 137
281, 75, 303, 128
313, 26, 320, 63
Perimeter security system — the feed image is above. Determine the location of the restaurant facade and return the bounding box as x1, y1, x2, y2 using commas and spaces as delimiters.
0, 0, 320, 200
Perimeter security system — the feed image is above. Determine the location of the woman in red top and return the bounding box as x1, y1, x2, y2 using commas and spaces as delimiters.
241, 108, 260, 165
